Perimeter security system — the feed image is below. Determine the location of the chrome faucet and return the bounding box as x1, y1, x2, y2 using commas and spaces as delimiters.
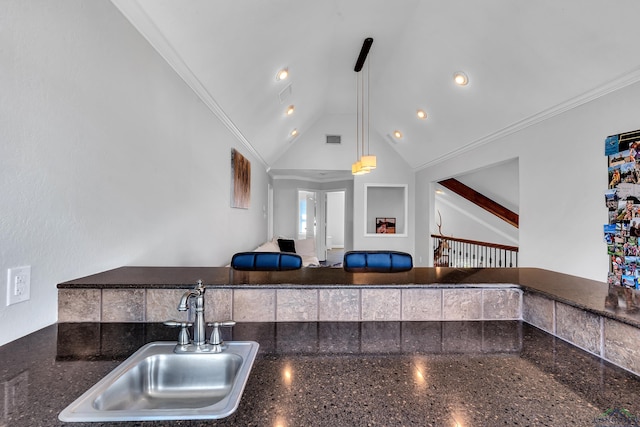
177, 280, 207, 348
164, 280, 236, 353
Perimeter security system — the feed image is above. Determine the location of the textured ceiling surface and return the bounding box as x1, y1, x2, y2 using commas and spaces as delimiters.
112, 0, 640, 170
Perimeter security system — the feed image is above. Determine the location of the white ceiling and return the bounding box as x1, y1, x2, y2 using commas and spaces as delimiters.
112, 0, 640, 170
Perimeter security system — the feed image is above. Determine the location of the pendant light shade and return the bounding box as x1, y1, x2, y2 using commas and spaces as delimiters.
352, 160, 367, 175
360, 155, 377, 171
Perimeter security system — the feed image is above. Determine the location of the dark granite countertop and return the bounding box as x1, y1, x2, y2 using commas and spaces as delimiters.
58, 266, 640, 328
57, 266, 490, 287
5, 321, 640, 426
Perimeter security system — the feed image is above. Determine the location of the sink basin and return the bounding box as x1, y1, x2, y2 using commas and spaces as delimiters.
59, 341, 259, 422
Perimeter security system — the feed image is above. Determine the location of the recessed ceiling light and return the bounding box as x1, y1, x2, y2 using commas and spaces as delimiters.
435, 189, 445, 195
453, 71, 469, 86
416, 109, 427, 120
393, 130, 403, 139
276, 68, 289, 81
286, 105, 295, 115
290, 129, 298, 137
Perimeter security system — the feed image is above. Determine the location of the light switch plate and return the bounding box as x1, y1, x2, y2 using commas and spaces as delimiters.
6, 266, 30, 306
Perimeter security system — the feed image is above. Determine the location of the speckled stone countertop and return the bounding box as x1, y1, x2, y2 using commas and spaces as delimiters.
58, 266, 640, 327
5, 321, 640, 426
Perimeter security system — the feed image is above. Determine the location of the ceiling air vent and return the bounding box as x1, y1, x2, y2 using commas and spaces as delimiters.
326, 135, 341, 144
278, 84, 292, 104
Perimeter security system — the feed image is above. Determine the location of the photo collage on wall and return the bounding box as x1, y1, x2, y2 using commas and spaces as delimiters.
605, 128, 640, 289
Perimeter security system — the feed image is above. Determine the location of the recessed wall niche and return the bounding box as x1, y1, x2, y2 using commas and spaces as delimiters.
364, 184, 408, 237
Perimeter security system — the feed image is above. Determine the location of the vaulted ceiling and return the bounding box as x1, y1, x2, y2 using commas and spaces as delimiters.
111, 0, 640, 170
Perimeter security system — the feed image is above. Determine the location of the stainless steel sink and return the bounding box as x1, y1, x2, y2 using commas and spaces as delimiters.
59, 341, 259, 422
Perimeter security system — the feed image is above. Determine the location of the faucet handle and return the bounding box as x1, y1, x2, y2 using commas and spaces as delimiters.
208, 320, 236, 328
164, 320, 194, 327
164, 320, 194, 346
207, 320, 236, 349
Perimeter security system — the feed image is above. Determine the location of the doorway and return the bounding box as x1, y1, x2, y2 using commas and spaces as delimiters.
295, 188, 346, 263
325, 190, 345, 265
297, 190, 317, 240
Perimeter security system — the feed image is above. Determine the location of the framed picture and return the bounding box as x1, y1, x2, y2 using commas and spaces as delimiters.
376, 217, 396, 234
231, 149, 251, 209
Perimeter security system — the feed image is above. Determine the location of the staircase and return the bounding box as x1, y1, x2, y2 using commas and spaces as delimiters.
434, 178, 519, 268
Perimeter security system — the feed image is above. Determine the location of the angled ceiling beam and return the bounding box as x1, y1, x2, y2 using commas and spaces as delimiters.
354, 37, 373, 72
438, 178, 519, 228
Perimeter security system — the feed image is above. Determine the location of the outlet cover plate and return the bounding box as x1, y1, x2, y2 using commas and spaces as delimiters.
7, 266, 30, 306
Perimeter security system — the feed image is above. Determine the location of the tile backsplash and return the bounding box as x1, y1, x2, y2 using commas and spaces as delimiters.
58, 286, 522, 323
58, 285, 640, 376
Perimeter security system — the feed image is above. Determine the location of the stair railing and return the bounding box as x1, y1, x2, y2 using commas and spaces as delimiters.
431, 234, 518, 268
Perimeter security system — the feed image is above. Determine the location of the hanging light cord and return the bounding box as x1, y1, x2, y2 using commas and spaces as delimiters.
366, 60, 370, 156
361, 65, 365, 161
356, 72, 360, 161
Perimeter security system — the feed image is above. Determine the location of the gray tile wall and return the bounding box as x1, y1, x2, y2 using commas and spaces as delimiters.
521, 290, 640, 377
58, 287, 522, 323
58, 289, 101, 322
443, 289, 482, 320
57, 321, 525, 357
604, 318, 640, 375
58, 286, 640, 376
319, 289, 360, 321
555, 302, 601, 354
522, 291, 554, 333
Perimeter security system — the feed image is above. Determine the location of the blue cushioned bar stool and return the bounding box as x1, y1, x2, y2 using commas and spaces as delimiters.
343, 250, 413, 272
231, 252, 303, 271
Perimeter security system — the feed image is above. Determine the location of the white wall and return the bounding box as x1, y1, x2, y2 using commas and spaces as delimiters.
0, 0, 268, 345
271, 114, 357, 171
366, 186, 407, 234
273, 180, 318, 240
456, 158, 520, 214
417, 80, 640, 281
274, 112, 415, 254
353, 134, 415, 254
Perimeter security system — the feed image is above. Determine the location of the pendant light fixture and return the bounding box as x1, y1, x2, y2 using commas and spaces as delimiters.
352, 37, 376, 176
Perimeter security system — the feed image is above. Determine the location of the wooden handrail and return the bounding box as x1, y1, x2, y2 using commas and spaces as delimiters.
430, 234, 519, 252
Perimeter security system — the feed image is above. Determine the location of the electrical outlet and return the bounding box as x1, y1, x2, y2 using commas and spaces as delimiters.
6, 266, 30, 306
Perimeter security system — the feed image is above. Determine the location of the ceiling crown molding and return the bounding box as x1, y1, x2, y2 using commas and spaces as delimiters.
415, 66, 640, 172
110, 0, 267, 168
270, 174, 352, 183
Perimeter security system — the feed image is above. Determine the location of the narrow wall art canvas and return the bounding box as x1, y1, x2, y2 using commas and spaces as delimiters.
231, 149, 251, 209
